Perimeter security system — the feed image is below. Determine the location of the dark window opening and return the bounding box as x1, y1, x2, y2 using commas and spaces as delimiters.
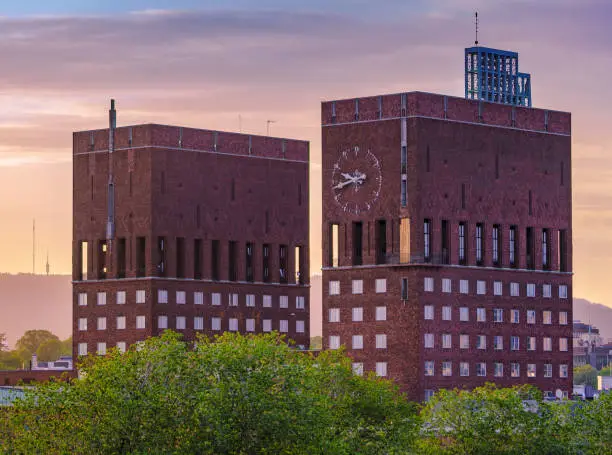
279, 244, 288, 283
526, 227, 534, 270
458, 222, 467, 265
376, 219, 387, 264
492, 225, 501, 267
542, 229, 550, 270
509, 226, 517, 268
194, 239, 202, 279
263, 244, 270, 282
97, 240, 107, 280
246, 242, 254, 282
352, 222, 363, 266
401, 177, 407, 207
176, 237, 185, 278
401, 278, 408, 300
211, 240, 220, 281
441, 220, 449, 264
401, 146, 407, 174
117, 238, 126, 279
228, 241, 238, 281
476, 223, 484, 266
329, 224, 339, 267
136, 237, 146, 277
559, 230, 568, 272
424, 219, 431, 262
157, 237, 166, 277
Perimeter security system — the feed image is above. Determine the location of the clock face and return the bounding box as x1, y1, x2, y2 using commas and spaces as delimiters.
331, 146, 382, 215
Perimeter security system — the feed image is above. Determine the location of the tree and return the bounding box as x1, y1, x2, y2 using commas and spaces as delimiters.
60, 337, 72, 357
36, 339, 64, 362
3, 332, 419, 454
310, 335, 322, 349
14, 330, 59, 362
574, 364, 599, 387
599, 366, 611, 376
0, 332, 7, 352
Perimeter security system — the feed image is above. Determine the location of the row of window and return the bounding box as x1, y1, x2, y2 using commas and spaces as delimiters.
421, 361, 569, 379
328, 334, 387, 350
423, 334, 569, 352
78, 316, 305, 333
78, 291, 306, 310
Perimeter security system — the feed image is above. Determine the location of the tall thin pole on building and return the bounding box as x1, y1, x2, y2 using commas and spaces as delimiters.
266, 120, 276, 136
474, 12, 479, 45
32, 219, 35, 274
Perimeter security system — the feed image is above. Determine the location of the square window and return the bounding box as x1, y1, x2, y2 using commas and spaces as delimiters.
279, 320, 288, 333
136, 315, 146, 329
352, 363, 364, 376
376, 334, 387, 349
460, 280, 469, 294
494, 335, 503, 350
263, 295, 272, 308
229, 294, 239, 307
329, 335, 340, 349
510, 282, 519, 297
194, 317, 204, 330
176, 291, 186, 305
176, 316, 186, 330
493, 309, 503, 323
559, 338, 568, 352
329, 280, 340, 295
296, 296, 305, 309
246, 318, 255, 332
97, 317, 106, 331
559, 285, 568, 299
460, 362, 469, 377
476, 280, 486, 295
460, 334, 469, 349
543, 284, 552, 298
375, 279, 387, 293
460, 307, 469, 322
117, 342, 126, 353
424, 333, 434, 348
511, 310, 520, 324
229, 318, 239, 331
117, 316, 126, 330
511, 336, 520, 350
194, 292, 204, 305
477, 308, 486, 322
442, 306, 452, 321
527, 336, 536, 351
511, 363, 520, 378
158, 290, 168, 304
442, 361, 452, 376
424, 305, 434, 320
376, 306, 387, 321
97, 292, 106, 306
97, 342, 107, 355
559, 311, 568, 325
279, 295, 289, 309
424, 277, 434, 292
476, 363, 486, 377
442, 334, 452, 349
527, 310, 536, 324
476, 335, 486, 350
526, 283, 536, 297
352, 335, 363, 350
329, 308, 340, 323
352, 307, 363, 322
116, 291, 126, 305
158, 315, 168, 329
424, 389, 435, 401
376, 362, 387, 377
544, 364, 553, 378
246, 294, 255, 307
527, 364, 536, 378
78, 293, 88, 306
494, 363, 504, 377
212, 293, 221, 306
352, 280, 364, 294
543, 337, 552, 351
78, 318, 87, 331
442, 278, 451, 293
425, 361, 435, 376
136, 290, 146, 304
543, 311, 552, 324
494, 281, 503, 296
212, 317, 221, 331
296, 320, 305, 333
262, 319, 272, 332
78, 343, 87, 356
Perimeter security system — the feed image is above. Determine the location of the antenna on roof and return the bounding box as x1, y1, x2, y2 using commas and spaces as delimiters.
474, 11, 479, 45
266, 120, 276, 136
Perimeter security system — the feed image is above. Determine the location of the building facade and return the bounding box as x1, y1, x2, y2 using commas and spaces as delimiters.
573, 321, 603, 367
321, 90, 572, 401
73, 105, 310, 357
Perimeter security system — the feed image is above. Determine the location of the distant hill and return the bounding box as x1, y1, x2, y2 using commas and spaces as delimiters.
573, 298, 612, 342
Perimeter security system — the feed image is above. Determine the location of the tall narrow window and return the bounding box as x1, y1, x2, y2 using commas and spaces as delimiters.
136, 237, 146, 277
401, 146, 407, 174
246, 242, 254, 282
376, 220, 387, 264
194, 239, 202, 279
542, 229, 550, 270
492, 225, 500, 267
263, 244, 270, 282
228, 241, 238, 281
97, 240, 107, 280
279, 244, 288, 283
526, 227, 534, 269
176, 237, 185, 278
329, 224, 339, 267
476, 223, 484, 266
401, 176, 407, 207
509, 226, 517, 268
424, 219, 431, 262
401, 278, 408, 300
352, 222, 363, 266
400, 218, 411, 263
295, 245, 303, 284
79, 241, 88, 280
211, 240, 220, 281
117, 238, 126, 279
157, 237, 166, 277
441, 220, 449, 264
559, 230, 568, 272
458, 222, 466, 265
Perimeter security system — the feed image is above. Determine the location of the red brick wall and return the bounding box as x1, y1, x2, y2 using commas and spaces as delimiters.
0, 370, 75, 386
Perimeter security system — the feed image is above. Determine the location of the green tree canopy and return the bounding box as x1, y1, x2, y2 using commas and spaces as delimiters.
599, 366, 611, 376
4, 331, 419, 454
0, 332, 7, 352
15, 330, 59, 362
36, 339, 64, 362
60, 337, 72, 357
574, 364, 599, 387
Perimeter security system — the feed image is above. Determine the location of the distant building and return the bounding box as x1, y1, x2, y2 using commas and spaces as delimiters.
597, 375, 612, 391
31, 355, 73, 371
573, 320, 603, 367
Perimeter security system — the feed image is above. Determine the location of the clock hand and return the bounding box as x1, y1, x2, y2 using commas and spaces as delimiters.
333, 179, 354, 190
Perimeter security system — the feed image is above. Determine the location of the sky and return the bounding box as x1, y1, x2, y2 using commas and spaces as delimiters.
1, 0, 612, 308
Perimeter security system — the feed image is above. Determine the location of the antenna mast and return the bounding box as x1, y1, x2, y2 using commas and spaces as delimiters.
474, 11, 479, 45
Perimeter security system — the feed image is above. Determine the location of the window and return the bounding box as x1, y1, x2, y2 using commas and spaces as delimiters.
227, 241, 238, 282
158, 316, 168, 329
329, 308, 340, 323
262, 295, 272, 308
375, 279, 387, 293
424, 219, 431, 261
296, 296, 305, 310
78, 318, 87, 331
544, 364, 553, 378
476, 363, 486, 377
511, 363, 520, 378
509, 226, 517, 267
559, 230, 568, 272
560, 364, 568, 378
442, 278, 451, 293
329, 335, 340, 350
442, 334, 452, 349
543, 337, 552, 351
376, 220, 387, 264
211, 293, 221, 306
212, 317, 221, 331
78, 343, 87, 356
97, 292, 107, 306
477, 280, 486, 295
194, 317, 204, 330
493, 309, 503, 323
136, 290, 146, 304
511, 310, 520, 324
492, 225, 500, 266
424, 277, 434, 292
194, 238, 203, 280
262, 243, 270, 282
194, 292, 204, 305
296, 320, 305, 333
158, 290, 168, 304
176, 316, 186, 330
176, 237, 185, 278
442, 306, 452, 321
94, 317, 106, 331
526, 284, 536, 297
476, 335, 486, 350
117, 342, 126, 354
116, 291, 126, 305
475, 223, 484, 265
279, 320, 288, 333
245, 242, 254, 283
176, 291, 186, 305
477, 308, 486, 322
441, 219, 450, 264
352, 222, 363, 266
279, 295, 288, 309
511, 336, 520, 351
460, 334, 469, 349
246, 294, 255, 307
229, 318, 239, 331
117, 316, 126, 330
559, 338, 568, 352
527, 310, 536, 324
228, 293, 239, 307
543, 284, 552, 298
424, 389, 435, 401
460, 307, 469, 322
559, 285, 568, 299
136, 237, 146, 277
424, 333, 434, 348
97, 342, 107, 356
543, 311, 552, 325
425, 361, 435, 376
262, 319, 272, 332
494, 363, 504, 377
527, 337, 536, 351
352, 307, 363, 322
510, 282, 519, 296
494, 281, 503, 296
376, 306, 387, 321
352, 363, 364, 376
157, 237, 166, 277
460, 362, 469, 377
542, 229, 550, 270
458, 222, 466, 264
442, 361, 452, 376
352, 280, 363, 294
78, 293, 88, 306
329, 224, 339, 267
376, 334, 387, 349
352, 335, 363, 350
376, 362, 387, 377
559, 311, 568, 325
494, 336, 503, 350
460, 279, 469, 294
329, 281, 340, 295
424, 305, 434, 320
526, 227, 534, 269
136, 316, 146, 329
